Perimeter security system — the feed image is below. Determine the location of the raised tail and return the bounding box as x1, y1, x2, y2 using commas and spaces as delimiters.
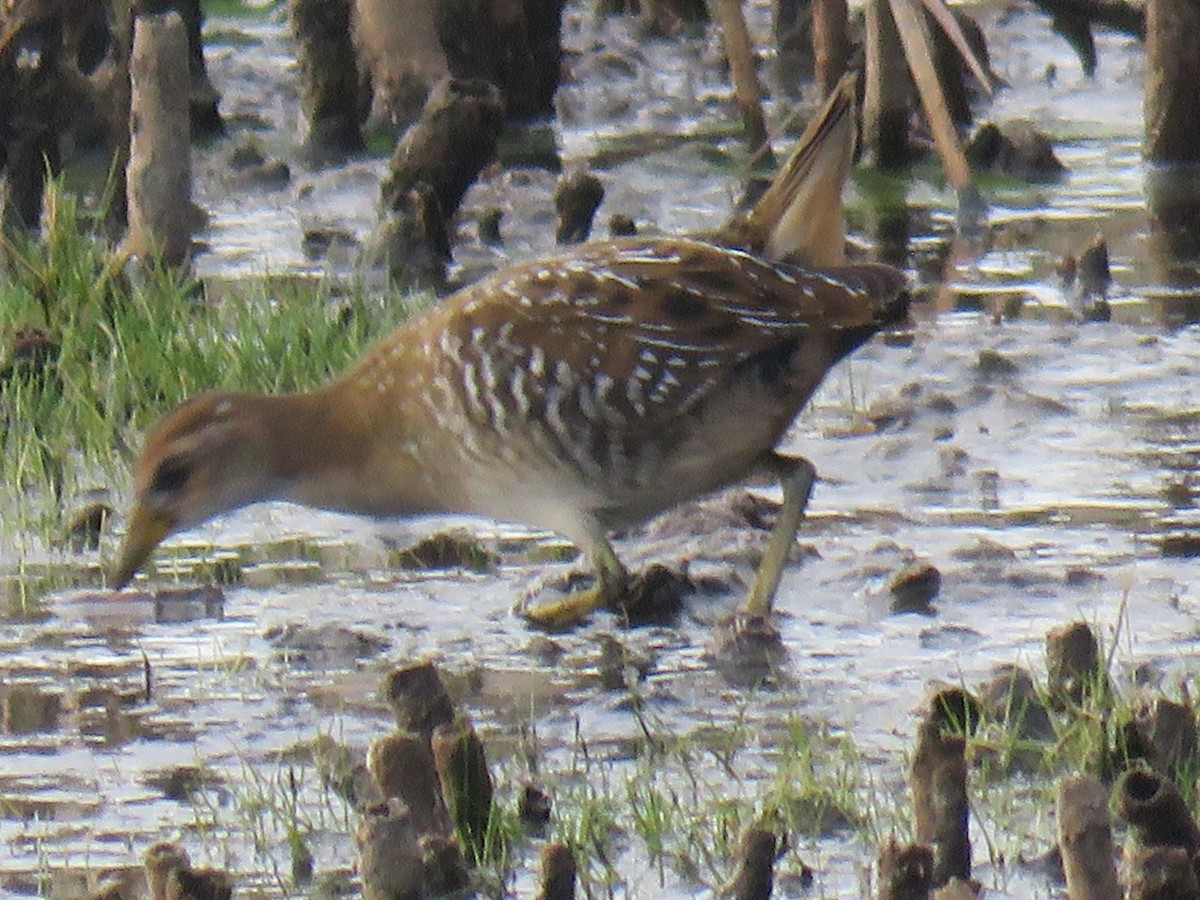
718, 72, 859, 268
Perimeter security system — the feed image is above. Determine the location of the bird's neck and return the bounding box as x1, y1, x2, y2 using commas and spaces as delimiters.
255, 372, 451, 518
244, 388, 356, 506
248, 385, 413, 517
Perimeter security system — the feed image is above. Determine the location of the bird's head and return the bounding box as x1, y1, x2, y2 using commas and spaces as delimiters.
110, 393, 275, 589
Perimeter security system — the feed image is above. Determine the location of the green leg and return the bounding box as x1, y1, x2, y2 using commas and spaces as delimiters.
742, 454, 816, 617
519, 524, 629, 631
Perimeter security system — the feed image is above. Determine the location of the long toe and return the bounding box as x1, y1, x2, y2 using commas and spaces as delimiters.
517, 583, 610, 632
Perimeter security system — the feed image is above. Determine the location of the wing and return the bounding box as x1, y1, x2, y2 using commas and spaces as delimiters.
434, 237, 903, 436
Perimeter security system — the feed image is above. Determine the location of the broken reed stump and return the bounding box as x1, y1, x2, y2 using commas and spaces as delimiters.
382, 660, 457, 738
313, 733, 385, 810
535, 843, 577, 900
380, 77, 504, 219
143, 840, 233, 900
1056, 775, 1120, 900
812, 0, 850, 96
0, 0, 124, 235
432, 716, 497, 859
377, 661, 497, 858
1144, 0, 1200, 163
1115, 770, 1200, 899
376, 182, 452, 289
910, 694, 972, 887
144, 842, 192, 900
977, 664, 1055, 743
928, 8, 988, 130
124, 10, 193, 267
128, 0, 223, 136
376, 77, 504, 287
717, 827, 777, 900
1125, 846, 1200, 900
168, 867, 234, 900
554, 172, 605, 245
1124, 697, 1200, 783
1045, 621, 1105, 708
0, 14, 62, 234
288, 0, 365, 163
877, 838, 933, 900
367, 731, 452, 836
356, 799, 424, 900
712, 0, 771, 157
434, 0, 567, 121
1113, 768, 1200, 854
157, 0, 222, 136
862, 0, 913, 167
418, 831, 471, 896
364, 661, 484, 895
352, 0, 444, 134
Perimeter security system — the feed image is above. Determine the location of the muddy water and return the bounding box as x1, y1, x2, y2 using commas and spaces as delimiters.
3, 1, 1199, 898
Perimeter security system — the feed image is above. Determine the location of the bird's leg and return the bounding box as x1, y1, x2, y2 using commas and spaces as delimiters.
741, 453, 817, 617
518, 526, 629, 631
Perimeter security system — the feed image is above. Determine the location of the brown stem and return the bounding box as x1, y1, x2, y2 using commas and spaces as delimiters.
367, 732, 453, 837
1056, 776, 1120, 900
713, 0, 773, 158
1114, 769, 1200, 853
432, 717, 497, 859
910, 716, 970, 887
876, 837, 933, 900
535, 843, 577, 900
382, 662, 458, 738
811, 0, 849, 96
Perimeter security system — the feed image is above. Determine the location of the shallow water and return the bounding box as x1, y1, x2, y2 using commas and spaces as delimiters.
3, 1, 1200, 897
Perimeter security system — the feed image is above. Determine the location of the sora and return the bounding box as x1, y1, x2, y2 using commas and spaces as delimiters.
110, 75, 910, 629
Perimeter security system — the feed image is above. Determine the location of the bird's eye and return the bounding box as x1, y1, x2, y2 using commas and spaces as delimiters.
149, 455, 191, 496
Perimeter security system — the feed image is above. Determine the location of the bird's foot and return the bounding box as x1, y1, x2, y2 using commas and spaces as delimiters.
517, 580, 609, 632
517, 564, 694, 632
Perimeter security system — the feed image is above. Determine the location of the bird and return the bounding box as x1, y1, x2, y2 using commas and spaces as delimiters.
110, 74, 911, 631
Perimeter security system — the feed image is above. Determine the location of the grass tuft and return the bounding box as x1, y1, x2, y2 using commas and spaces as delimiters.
0, 180, 415, 539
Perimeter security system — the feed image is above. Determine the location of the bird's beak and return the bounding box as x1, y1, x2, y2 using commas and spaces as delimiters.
109, 504, 175, 590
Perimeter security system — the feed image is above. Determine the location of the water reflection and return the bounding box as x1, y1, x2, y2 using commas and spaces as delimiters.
1145, 165, 1200, 325
1146, 164, 1200, 273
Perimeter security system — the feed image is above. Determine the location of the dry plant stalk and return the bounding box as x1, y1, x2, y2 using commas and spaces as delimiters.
1125, 845, 1199, 900
124, 11, 193, 266
712, 0, 771, 157
432, 716, 497, 858
367, 732, 453, 836
877, 837, 933, 900
1114, 769, 1200, 853
535, 843, 577, 900
718, 826, 778, 900
1056, 775, 1120, 900
383, 661, 458, 737
812, 0, 850, 95
910, 716, 970, 886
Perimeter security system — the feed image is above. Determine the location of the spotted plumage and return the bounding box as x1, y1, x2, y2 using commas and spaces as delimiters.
341, 237, 906, 535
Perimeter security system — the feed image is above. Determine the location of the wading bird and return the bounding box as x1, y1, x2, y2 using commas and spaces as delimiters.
110, 74, 910, 631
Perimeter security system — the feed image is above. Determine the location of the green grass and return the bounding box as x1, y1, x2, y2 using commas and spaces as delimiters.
0, 182, 417, 540
513, 701, 878, 896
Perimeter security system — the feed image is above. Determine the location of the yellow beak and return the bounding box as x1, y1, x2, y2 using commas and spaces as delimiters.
109, 505, 175, 590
